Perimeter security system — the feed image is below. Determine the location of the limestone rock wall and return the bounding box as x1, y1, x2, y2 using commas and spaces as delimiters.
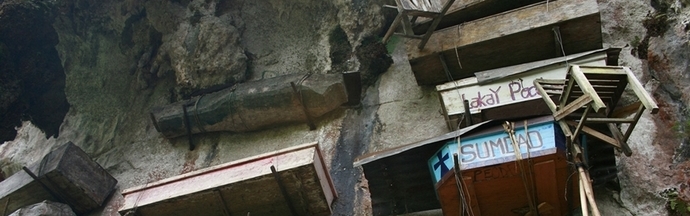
597, 0, 690, 215
1, 0, 689, 215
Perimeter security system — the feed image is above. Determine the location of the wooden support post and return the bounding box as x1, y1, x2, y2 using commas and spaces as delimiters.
571, 105, 591, 142
214, 190, 231, 216
383, 7, 404, 43
560, 77, 576, 108
607, 123, 632, 156
463, 100, 473, 127
417, 0, 456, 50
566, 121, 620, 148
2, 198, 9, 216
270, 165, 298, 216
623, 104, 645, 143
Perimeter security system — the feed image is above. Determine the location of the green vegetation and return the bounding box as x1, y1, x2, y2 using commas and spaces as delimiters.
661, 188, 690, 215
385, 36, 399, 54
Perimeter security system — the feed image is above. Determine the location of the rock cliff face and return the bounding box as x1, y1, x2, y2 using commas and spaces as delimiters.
0, 0, 689, 215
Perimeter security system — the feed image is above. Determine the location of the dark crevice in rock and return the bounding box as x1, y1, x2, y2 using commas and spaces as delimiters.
356, 36, 393, 86
633, 1, 673, 59
120, 9, 147, 49
329, 25, 354, 73
0, 0, 70, 143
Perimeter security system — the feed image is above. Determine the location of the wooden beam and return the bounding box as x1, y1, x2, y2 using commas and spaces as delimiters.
582, 117, 636, 124
607, 123, 632, 156
534, 79, 560, 113
569, 66, 607, 112
566, 121, 620, 148
554, 95, 592, 121
412, 0, 544, 34
623, 104, 646, 143
571, 105, 591, 142
623, 67, 659, 114
406, 0, 602, 85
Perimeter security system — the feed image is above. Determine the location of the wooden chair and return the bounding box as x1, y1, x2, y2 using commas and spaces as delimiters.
533, 65, 659, 157
382, 0, 455, 50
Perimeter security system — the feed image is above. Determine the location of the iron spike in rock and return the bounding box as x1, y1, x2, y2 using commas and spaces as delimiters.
150, 73, 359, 138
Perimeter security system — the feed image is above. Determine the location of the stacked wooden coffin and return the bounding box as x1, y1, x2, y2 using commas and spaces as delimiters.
119, 142, 336, 216
0, 142, 117, 215
428, 116, 573, 216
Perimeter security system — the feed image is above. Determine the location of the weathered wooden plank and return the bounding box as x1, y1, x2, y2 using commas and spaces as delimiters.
569, 66, 607, 113
412, 0, 544, 35
437, 51, 608, 116
474, 49, 610, 84
565, 121, 620, 148
535, 160, 561, 216
119, 142, 335, 216
0, 142, 117, 215
623, 67, 659, 114
407, 0, 602, 85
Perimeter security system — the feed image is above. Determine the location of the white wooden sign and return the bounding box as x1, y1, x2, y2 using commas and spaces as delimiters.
428, 121, 560, 184
437, 52, 608, 115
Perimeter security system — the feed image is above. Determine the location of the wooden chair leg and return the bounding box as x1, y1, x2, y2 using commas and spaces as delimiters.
383, 12, 404, 44
418, 13, 443, 49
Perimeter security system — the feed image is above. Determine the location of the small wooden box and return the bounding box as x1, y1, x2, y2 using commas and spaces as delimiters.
0, 142, 118, 215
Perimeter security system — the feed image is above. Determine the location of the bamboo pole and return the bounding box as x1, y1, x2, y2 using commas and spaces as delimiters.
579, 179, 589, 216
577, 165, 601, 216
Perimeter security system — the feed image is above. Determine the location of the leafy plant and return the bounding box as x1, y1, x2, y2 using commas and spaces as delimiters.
661, 188, 690, 215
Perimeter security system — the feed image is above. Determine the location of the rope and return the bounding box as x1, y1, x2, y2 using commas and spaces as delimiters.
439, 23, 468, 130
453, 136, 475, 216
552, 27, 569, 68
455, 24, 464, 70
503, 121, 538, 215
524, 121, 539, 214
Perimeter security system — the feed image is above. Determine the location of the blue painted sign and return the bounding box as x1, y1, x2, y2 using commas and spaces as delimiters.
428, 122, 560, 184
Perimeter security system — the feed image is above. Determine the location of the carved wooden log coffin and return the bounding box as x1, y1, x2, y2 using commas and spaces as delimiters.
150, 73, 356, 138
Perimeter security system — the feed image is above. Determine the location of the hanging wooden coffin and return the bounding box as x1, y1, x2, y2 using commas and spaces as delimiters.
406, 0, 602, 85
118, 142, 336, 216
428, 117, 576, 216
0, 142, 117, 215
